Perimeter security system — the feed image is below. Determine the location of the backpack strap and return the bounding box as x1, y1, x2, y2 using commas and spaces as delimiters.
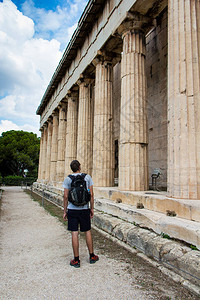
68, 173, 87, 187
81, 173, 87, 179
68, 174, 76, 187
68, 173, 87, 179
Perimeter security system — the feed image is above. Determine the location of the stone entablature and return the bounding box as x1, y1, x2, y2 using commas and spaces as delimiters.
37, 0, 200, 202
37, 0, 164, 127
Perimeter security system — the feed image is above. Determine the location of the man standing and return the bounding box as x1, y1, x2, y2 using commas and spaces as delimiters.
63, 160, 99, 268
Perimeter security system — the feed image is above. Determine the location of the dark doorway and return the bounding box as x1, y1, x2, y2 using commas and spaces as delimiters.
114, 139, 118, 186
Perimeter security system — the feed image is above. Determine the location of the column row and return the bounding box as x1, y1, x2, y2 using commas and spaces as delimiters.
38, 1, 200, 199
38, 15, 150, 190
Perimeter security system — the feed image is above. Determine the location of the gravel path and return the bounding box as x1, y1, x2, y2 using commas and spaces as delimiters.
0, 187, 154, 300
0, 187, 199, 300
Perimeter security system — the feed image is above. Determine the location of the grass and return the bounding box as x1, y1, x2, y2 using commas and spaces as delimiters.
190, 244, 198, 251
25, 190, 66, 225
161, 232, 171, 239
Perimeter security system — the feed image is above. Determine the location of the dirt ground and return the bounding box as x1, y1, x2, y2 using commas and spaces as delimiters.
0, 186, 199, 300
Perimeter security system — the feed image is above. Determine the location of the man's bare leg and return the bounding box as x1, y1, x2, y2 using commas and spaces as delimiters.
71, 231, 79, 257
70, 231, 80, 267
85, 230, 99, 263
85, 230, 93, 253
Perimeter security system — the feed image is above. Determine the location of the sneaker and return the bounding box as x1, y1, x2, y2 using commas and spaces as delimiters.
90, 255, 99, 264
70, 259, 80, 268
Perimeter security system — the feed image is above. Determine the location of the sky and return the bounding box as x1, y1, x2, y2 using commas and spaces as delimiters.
0, 0, 88, 136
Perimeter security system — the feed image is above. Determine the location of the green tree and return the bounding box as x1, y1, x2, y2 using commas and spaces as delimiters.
0, 130, 40, 177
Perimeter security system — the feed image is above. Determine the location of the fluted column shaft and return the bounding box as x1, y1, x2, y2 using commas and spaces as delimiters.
50, 112, 59, 184
37, 129, 44, 181
42, 125, 48, 181
118, 27, 148, 191
65, 95, 78, 176
92, 61, 114, 186
168, 0, 200, 199
77, 81, 93, 175
45, 119, 53, 182
57, 103, 67, 183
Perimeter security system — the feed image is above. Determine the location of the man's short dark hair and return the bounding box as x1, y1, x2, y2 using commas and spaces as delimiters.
70, 160, 80, 172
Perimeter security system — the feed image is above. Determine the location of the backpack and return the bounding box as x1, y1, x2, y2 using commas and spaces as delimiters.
68, 173, 91, 206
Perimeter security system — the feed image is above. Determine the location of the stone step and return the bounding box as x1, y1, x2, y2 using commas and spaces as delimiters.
33, 182, 200, 250
94, 187, 200, 222
92, 211, 200, 290
94, 197, 200, 250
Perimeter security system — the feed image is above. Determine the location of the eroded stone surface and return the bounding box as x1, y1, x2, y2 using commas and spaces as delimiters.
93, 211, 200, 287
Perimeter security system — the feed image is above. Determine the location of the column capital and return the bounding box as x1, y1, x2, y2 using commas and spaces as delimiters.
66, 90, 78, 100
66, 90, 78, 103
92, 50, 120, 67
47, 116, 53, 123
61, 96, 68, 103
58, 101, 67, 110
52, 110, 59, 117
118, 12, 152, 36
77, 75, 94, 86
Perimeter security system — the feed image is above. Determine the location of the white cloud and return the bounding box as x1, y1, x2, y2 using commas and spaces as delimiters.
0, 0, 89, 137
0, 0, 34, 42
22, 0, 88, 49
23, 38, 61, 84
0, 120, 40, 136
67, 23, 78, 40
0, 0, 63, 136
0, 120, 20, 134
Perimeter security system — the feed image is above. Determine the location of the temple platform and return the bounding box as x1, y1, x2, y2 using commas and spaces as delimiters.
94, 187, 200, 223
32, 183, 200, 250
93, 187, 200, 250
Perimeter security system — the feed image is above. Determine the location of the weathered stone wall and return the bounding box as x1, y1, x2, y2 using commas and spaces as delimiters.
146, 9, 168, 190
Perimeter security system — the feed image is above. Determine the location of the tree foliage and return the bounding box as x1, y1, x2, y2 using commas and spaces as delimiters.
0, 130, 40, 178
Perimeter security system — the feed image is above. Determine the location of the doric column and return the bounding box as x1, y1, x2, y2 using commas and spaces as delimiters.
57, 102, 67, 184
42, 124, 48, 181
64, 92, 78, 176
50, 111, 59, 184
168, 0, 200, 199
118, 15, 150, 191
92, 56, 114, 186
77, 78, 93, 175
45, 118, 53, 182
37, 128, 44, 181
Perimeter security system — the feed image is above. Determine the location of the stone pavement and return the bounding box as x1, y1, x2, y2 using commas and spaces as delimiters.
0, 187, 200, 299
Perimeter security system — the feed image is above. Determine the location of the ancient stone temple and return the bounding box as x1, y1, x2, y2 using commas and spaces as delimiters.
34, 0, 200, 250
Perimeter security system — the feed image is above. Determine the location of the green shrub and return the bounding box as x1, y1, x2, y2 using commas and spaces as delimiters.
3, 175, 24, 186
3, 175, 37, 186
